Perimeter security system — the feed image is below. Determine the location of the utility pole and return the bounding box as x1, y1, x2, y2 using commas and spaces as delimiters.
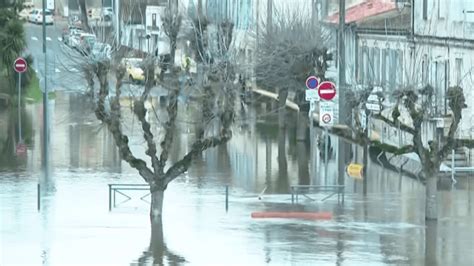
42, 0, 49, 181
337, 0, 347, 187
114, 0, 120, 46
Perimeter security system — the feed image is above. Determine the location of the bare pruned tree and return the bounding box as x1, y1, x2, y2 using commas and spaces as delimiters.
74, 3, 238, 225
332, 84, 474, 220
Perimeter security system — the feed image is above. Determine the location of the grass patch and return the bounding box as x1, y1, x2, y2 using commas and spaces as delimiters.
25, 72, 56, 103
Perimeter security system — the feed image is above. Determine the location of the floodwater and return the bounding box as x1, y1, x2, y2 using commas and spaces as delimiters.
1, 92, 473, 265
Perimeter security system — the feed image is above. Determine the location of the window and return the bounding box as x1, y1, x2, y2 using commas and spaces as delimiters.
374, 48, 381, 84
455, 58, 463, 85
381, 49, 387, 86
423, 0, 428, 20
362, 47, 369, 85
398, 50, 404, 86
389, 50, 399, 90
152, 14, 156, 27
368, 47, 374, 85
422, 54, 428, 85
438, 0, 445, 19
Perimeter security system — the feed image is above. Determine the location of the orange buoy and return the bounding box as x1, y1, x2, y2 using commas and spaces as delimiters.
251, 211, 332, 220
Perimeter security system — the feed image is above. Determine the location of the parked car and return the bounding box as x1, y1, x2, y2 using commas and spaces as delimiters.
73, 33, 96, 55
90, 43, 112, 61
28, 9, 53, 25
68, 31, 85, 49
62, 26, 83, 46
122, 58, 145, 83
18, 2, 34, 21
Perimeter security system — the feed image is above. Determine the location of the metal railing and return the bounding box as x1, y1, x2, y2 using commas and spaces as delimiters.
291, 185, 345, 204
108, 184, 150, 211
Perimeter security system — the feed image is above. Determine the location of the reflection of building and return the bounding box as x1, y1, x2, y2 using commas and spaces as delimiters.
51, 93, 121, 171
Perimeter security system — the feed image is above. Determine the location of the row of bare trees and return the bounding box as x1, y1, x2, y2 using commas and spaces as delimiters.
77, 0, 474, 225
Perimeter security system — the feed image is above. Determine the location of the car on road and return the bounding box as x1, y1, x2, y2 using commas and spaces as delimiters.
122, 58, 145, 83
90, 43, 112, 61
28, 9, 53, 25
70, 33, 96, 55
62, 26, 83, 46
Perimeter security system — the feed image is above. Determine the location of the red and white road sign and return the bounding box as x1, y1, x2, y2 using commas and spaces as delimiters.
14, 57, 28, 73
322, 113, 332, 124
318, 81, 336, 101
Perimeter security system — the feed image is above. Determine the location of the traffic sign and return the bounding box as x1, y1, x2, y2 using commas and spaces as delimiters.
305, 76, 319, 90
319, 101, 334, 127
14, 57, 28, 73
305, 89, 320, 101
346, 163, 364, 179
318, 81, 336, 101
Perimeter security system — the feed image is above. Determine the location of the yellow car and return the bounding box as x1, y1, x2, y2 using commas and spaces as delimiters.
122, 58, 145, 83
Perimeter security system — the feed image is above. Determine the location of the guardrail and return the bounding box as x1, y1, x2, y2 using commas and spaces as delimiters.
290, 185, 345, 204
108, 184, 150, 211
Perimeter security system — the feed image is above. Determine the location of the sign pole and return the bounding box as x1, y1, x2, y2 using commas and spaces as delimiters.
324, 127, 328, 181
309, 102, 313, 180
18, 73, 22, 143
363, 110, 369, 195
42, 0, 50, 180
305, 76, 320, 182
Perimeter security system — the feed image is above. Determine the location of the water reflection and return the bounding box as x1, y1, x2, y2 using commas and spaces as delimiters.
0, 105, 33, 169
135, 220, 186, 266
1, 92, 474, 265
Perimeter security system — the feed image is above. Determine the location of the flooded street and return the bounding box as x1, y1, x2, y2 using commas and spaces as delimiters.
1, 92, 473, 265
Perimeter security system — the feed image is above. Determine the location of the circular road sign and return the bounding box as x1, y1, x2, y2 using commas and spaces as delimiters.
14, 57, 28, 73
305, 76, 319, 90
322, 113, 332, 124
318, 81, 336, 101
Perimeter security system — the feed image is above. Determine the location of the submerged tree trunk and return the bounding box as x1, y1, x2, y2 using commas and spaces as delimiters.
278, 89, 288, 129
425, 175, 438, 220
296, 112, 308, 141
150, 189, 165, 221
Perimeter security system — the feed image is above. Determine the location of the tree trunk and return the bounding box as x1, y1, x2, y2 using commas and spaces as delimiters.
150, 189, 165, 221
425, 175, 438, 220
296, 111, 308, 141
278, 89, 288, 129
77, 0, 89, 32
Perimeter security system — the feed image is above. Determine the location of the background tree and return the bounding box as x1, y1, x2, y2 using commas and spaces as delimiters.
77, 0, 89, 32
255, 7, 332, 131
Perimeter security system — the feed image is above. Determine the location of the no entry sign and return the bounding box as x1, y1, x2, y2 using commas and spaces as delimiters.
14, 57, 28, 73
318, 81, 336, 101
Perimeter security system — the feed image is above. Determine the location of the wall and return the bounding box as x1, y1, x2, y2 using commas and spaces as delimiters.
414, 0, 474, 40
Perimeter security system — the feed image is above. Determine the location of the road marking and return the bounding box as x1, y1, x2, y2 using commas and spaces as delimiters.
31, 36, 38, 41
55, 68, 61, 73
58, 37, 62, 42
46, 37, 52, 41
70, 67, 78, 72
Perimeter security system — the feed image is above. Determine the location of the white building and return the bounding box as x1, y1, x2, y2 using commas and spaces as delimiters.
413, 0, 474, 140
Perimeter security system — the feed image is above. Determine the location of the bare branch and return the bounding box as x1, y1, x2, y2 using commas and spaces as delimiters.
94, 61, 154, 183
372, 113, 416, 135
158, 87, 179, 175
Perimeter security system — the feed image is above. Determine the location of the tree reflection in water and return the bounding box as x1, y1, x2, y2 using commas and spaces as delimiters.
136, 219, 186, 266
0, 106, 33, 169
